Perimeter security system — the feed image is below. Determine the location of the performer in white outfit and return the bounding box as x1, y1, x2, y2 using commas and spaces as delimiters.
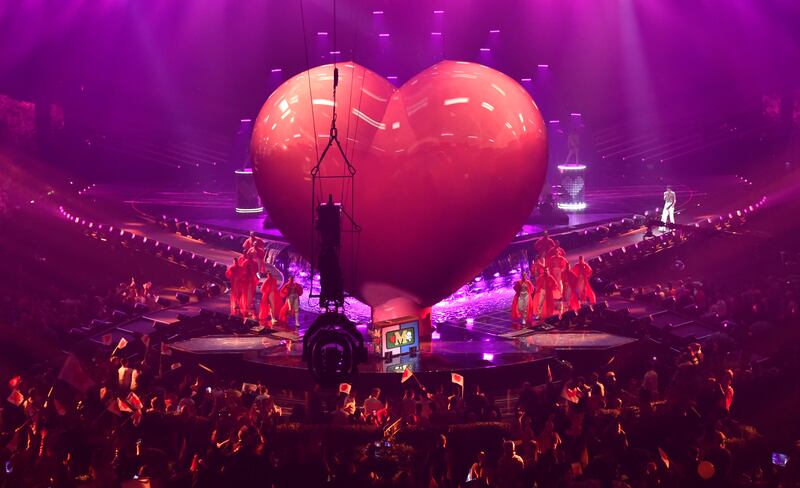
661, 186, 676, 228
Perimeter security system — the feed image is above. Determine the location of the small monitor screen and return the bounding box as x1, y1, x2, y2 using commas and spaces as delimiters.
385, 325, 416, 350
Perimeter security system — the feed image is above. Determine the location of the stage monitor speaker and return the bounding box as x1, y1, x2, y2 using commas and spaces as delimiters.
175, 292, 191, 304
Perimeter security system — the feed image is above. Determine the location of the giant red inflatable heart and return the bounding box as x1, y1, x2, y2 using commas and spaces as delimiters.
251, 61, 547, 323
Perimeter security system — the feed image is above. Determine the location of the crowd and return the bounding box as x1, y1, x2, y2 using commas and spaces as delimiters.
3, 315, 800, 487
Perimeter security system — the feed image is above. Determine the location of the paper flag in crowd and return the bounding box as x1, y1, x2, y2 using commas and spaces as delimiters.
58, 354, 96, 394
171, 362, 182, 371
99, 387, 108, 400
339, 383, 352, 395
161, 342, 172, 356
242, 383, 258, 393
451, 372, 464, 387
117, 398, 134, 413
101, 334, 113, 346
106, 398, 122, 416
132, 410, 143, 426
117, 337, 128, 349
658, 447, 671, 469
400, 367, 413, 383
546, 364, 553, 383
126, 391, 143, 411
561, 386, 580, 404
7, 389, 24, 407
8, 375, 21, 389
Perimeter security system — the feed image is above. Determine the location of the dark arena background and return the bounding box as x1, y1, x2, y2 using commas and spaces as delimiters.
1, 1, 800, 487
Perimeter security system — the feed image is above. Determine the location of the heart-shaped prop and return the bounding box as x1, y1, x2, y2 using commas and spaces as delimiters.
252, 61, 547, 325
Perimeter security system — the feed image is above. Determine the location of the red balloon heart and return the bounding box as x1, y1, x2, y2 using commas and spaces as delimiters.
251, 61, 547, 322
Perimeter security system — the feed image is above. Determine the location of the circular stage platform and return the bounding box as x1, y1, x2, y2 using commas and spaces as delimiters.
166, 322, 638, 390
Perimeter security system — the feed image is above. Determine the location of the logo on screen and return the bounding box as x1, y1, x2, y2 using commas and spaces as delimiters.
386, 327, 415, 350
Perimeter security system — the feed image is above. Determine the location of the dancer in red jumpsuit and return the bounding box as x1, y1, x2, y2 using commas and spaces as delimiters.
573, 256, 597, 305
561, 264, 581, 313
258, 271, 279, 325
530, 257, 547, 279
546, 249, 569, 298
511, 271, 535, 326
243, 231, 267, 274
534, 231, 557, 259
534, 268, 559, 319
225, 257, 244, 316
238, 254, 259, 318
279, 276, 304, 328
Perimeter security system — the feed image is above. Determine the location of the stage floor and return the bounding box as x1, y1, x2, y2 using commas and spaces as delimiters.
69, 173, 759, 386
165, 319, 637, 391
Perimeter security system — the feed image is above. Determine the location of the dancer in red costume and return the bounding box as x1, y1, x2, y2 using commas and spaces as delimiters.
534, 268, 559, 319
225, 257, 244, 316
279, 276, 304, 328
546, 249, 568, 298
243, 231, 267, 274
258, 271, 279, 325
238, 254, 259, 318
511, 271, 535, 326
561, 264, 581, 313
530, 257, 547, 278
534, 231, 557, 259
574, 256, 597, 305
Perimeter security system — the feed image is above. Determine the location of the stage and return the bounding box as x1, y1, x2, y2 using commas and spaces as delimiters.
66, 173, 762, 388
